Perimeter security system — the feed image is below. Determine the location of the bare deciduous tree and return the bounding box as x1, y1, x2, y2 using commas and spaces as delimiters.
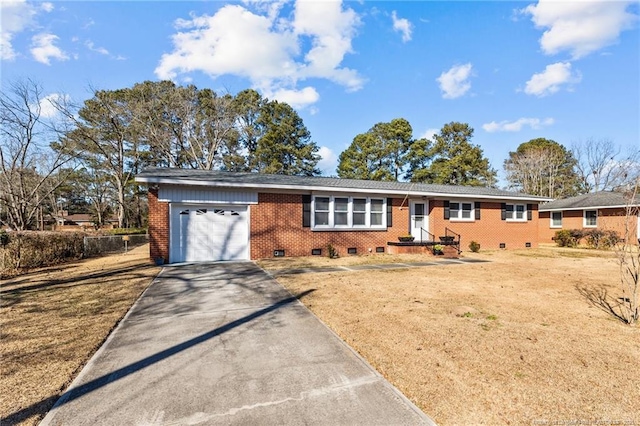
572, 138, 640, 192
615, 178, 640, 324
0, 79, 75, 230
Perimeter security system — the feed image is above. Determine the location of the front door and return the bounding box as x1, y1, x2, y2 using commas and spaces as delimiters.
410, 200, 428, 241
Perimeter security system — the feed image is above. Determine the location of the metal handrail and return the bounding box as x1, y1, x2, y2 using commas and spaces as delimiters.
420, 227, 435, 242
444, 227, 462, 254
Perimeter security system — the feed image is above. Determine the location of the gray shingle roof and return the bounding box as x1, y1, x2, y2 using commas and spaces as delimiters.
539, 191, 640, 211
136, 167, 550, 201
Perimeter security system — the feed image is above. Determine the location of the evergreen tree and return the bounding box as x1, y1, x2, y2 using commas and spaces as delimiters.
254, 101, 320, 176
337, 118, 414, 181
410, 122, 496, 186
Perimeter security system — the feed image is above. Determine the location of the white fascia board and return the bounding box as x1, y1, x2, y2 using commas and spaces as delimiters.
540, 204, 635, 212
135, 176, 550, 202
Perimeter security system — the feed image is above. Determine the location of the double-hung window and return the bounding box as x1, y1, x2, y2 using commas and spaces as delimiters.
505, 204, 526, 221
551, 211, 562, 228
370, 199, 384, 226
584, 210, 597, 227
449, 202, 474, 221
312, 196, 386, 229
333, 197, 349, 227
314, 197, 330, 226
353, 198, 367, 226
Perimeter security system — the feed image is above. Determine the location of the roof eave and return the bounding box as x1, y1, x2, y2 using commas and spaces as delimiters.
135, 176, 551, 202
540, 204, 638, 212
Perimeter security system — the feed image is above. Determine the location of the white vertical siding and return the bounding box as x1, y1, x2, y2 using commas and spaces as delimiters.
159, 185, 258, 204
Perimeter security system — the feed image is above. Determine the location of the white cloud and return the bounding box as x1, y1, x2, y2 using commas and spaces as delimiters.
522, 0, 638, 59
436, 63, 473, 99
524, 61, 581, 97
265, 86, 320, 109
317, 146, 338, 175
392, 11, 412, 42
1, 0, 37, 60
85, 40, 109, 55
41, 2, 54, 12
420, 128, 440, 140
37, 93, 70, 118
482, 117, 555, 133
155, 0, 363, 109
30, 33, 68, 65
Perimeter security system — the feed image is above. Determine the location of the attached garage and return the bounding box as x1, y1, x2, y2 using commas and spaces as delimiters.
169, 204, 249, 262
150, 184, 257, 263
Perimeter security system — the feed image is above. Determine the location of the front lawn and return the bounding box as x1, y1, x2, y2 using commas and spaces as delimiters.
270, 248, 639, 425
0, 244, 159, 425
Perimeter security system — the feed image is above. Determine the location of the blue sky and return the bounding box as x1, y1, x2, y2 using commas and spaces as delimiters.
2, 0, 639, 184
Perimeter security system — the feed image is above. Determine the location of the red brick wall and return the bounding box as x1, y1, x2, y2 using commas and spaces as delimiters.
250, 194, 410, 259
539, 208, 639, 244
148, 187, 170, 263
429, 200, 540, 250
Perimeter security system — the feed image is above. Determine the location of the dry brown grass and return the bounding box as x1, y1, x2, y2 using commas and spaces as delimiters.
257, 252, 442, 270
271, 247, 640, 425
0, 244, 159, 426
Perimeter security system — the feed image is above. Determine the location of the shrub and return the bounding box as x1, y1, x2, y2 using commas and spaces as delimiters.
0, 231, 85, 275
468, 241, 480, 253
327, 243, 338, 259
554, 229, 584, 247
107, 228, 147, 235
585, 229, 619, 250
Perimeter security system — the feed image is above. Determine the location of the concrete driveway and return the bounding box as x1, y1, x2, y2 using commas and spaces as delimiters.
41, 262, 435, 425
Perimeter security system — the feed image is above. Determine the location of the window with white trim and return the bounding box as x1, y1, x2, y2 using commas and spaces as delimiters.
449, 201, 474, 221
353, 198, 367, 226
312, 196, 386, 229
584, 210, 597, 227
505, 204, 526, 221
551, 211, 562, 228
314, 197, 330, 226
370, 199, 384, 226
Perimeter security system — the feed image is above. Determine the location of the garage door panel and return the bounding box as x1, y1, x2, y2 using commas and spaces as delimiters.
170, 205, 248, 263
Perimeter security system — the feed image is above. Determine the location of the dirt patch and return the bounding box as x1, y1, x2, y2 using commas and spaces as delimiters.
272, 248, 639, 425
0, 244, 159, 425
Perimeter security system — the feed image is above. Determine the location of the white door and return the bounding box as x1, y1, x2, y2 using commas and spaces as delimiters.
170, 204, 249, 263
410, 200, 428, 241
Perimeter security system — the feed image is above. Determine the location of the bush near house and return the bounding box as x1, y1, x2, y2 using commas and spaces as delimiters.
585, 229, 619, 250
554, 229, 619, 250
554, 229, 584, 247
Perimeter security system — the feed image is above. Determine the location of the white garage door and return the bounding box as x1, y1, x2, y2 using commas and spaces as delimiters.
170, 204, 249, 262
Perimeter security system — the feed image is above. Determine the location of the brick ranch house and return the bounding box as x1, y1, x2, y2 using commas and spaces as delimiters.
539, 191, 640, 244
136, 168, 550, 264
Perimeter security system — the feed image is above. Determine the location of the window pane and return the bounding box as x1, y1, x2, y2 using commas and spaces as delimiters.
552, 212, 562, 226
585, 210, 597, 226
462, 203, 472, 218
353, 198, 366, 212
335, 197, 348, 212
315, 197, 329, 211
353, 212, 366, 225
371, 212, 383, 226
450, 202, 459, 211
334, 212, 348, 225
371, 199, 383, 212
315, 211, 329, 226
516, 204, 524, 219
415, 203, 424, 216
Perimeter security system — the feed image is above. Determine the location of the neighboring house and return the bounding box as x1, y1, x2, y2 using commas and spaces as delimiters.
53, 211, 118, 230
136, 168, 549, 263
539, 191, 640, 243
